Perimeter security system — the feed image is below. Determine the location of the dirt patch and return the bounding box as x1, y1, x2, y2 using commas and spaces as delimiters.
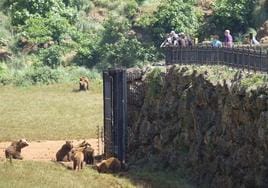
0, 139, 102, 161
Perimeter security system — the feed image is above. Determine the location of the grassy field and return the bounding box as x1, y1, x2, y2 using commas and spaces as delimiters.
0, 160, 136, 188
0, 71, 203, 187
0, 81, 103, 141
0, 160, 193, 188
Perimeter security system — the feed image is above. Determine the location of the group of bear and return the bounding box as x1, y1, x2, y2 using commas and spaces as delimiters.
4, 139, 122, 173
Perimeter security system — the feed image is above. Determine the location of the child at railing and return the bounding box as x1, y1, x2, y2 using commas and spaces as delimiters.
211, 35, 222, 47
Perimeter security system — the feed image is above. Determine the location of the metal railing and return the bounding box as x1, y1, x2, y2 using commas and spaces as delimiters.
165, 46, 268, 73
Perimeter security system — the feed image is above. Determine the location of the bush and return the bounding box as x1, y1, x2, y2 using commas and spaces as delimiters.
201, 0, 255, 39
101, 36, 147, 68
153, 0, 202, 40
19, 14, 76, 44
0, 64, 101, 86
6, 0, 65, 25
39, 46, 63, 68
63, 0, 94, 12
146, 67, 164, 98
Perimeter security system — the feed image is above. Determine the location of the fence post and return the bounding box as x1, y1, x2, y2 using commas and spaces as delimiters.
97, 125, 100, 155
253, 48, 257, 73
242, 47, 245, 71
247, 46, 250, 73
259, 48, 262, 72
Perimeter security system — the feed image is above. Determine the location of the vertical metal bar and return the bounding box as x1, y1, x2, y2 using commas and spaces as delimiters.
260, 48, 262, 72
103, 71, 113, 158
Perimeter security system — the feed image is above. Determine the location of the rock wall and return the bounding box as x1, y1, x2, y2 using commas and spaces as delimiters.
127, 66, 268, 188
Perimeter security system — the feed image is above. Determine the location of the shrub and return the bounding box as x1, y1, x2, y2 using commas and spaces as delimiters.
19, 14, 76, 45
201, 0, 256, 39
0, 64, 101, 86
152, 0, 202, 40
5, 0, 65, 25
146, 67, 164, 98
39, 45, 63, 68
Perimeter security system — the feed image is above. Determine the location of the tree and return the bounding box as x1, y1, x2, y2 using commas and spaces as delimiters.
153, 0, 202, 37
5, 0, 65, 25
19, 14, 76, 44
202, 0, 256, 39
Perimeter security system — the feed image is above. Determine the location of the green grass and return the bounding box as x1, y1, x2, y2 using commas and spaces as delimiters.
0, 160, 194, 188
128, 167, 193, 188
0, 82, 103, 141
0, 161, 135, 188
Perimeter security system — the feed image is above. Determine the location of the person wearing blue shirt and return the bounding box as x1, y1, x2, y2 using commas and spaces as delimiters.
211, 35, 222, 47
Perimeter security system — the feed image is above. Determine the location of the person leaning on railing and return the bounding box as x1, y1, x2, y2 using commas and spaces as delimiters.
224, 30, 233, 48
249, 33, 260, 46
211, 35, 222, 47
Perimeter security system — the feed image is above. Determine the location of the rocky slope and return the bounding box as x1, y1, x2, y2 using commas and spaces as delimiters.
127, 65, 268, 188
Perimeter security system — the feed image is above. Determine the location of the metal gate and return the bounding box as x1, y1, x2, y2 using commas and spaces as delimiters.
103, 68, 127, 163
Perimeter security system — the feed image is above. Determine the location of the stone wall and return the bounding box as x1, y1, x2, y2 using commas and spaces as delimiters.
127, 66, 268, 187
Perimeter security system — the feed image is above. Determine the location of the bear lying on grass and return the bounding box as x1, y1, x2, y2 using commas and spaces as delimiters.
94, 157, 122, 173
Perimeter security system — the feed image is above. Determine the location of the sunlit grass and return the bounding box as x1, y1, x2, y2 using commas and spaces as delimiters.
0, 82, 103, 141
0, 161, 135, 188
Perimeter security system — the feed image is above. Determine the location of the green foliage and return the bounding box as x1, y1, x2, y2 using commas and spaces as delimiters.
101, 16, 130, 44
19, 14, 76, 44
146, 68, 164, 98
63, 0, 94, 12
6, 0, 65, 25
251, 0, 268, 28
202, 0, 256, 39
0, 12, 13, 42
39, 46, 63, 68
0, 63, 100, 86
95, 16, 157, 68
154, 0, 201, 34
101, 36, 146, 68
73, 15, 158, 69
135, 0, 202, 46
241, 74, 268, 89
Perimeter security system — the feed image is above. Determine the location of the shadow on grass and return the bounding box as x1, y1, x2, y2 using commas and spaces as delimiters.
100, 157, 195, 188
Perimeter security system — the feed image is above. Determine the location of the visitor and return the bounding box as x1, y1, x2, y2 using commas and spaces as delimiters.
211, 35, 222, 47
249, 33, 260, 46
224, 30, 233, 48
160, 31, 179, 47
160, 33, 173, 47
178, 32, 186, 47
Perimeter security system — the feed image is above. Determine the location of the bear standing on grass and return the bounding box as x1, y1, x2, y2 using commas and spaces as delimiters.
5, 139, 29, 160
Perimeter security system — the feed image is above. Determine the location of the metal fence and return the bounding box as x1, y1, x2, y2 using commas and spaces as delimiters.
165, 47, 268, 73
103, 69, 127, 163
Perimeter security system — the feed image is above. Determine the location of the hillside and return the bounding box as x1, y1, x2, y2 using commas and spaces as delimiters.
0, 0, 267, 86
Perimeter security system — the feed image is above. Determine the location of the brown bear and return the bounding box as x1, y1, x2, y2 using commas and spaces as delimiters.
79, 77, 90, 91
95, 157, 121, 173
76, 140, 94, 165
71, 147, 84, 171
83, 145, 94, 165
5, 139, 29, 160
56, 141, 73, 162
